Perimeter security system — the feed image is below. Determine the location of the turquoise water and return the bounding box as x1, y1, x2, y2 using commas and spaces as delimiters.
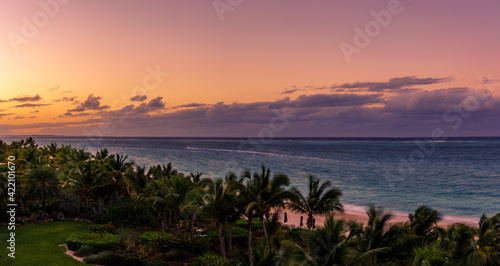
3, 136, 499, 219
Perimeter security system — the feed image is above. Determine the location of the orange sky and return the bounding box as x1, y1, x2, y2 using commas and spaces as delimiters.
1, 1, 499, 136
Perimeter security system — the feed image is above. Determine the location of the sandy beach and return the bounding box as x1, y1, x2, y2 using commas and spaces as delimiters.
274, 205, 479, 229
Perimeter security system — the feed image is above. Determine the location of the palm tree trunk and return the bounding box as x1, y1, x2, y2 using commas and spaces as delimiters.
42, 200, 46, 221
191, 213, 196, 234
217, 220, 227, 258
161, 210, 167, 232
248, 218, 253, 266
261, 217, 268, 243
177, 210, 181, 232
228, 224, 233, 253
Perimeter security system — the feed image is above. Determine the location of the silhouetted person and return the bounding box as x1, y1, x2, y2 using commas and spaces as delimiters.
300, 216, 303, 227
284, 212, 288, 223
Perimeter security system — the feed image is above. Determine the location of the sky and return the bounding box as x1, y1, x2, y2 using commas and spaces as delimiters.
0, 0, 499, 137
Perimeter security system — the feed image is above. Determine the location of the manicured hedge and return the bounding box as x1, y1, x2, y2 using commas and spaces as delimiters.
192, 253, 227, 266
207, 227, 249, 244
152, 233, 208, 255
66, 231, 120, 251
89, 223, 116, 234
234, 218, 263, 230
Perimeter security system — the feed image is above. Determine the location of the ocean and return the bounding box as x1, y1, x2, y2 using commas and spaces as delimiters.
2, 135, 499, 221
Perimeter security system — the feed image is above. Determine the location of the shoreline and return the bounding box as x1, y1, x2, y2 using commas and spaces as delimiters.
275, 204, 480, 229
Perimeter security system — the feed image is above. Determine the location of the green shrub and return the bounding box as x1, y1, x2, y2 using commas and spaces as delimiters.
230, 226, 248, 244
106, 201, 156, 226
140, 231, 173, 245
74, 245, 94, 257
83, 251, 114, 265
285, 227, 306, 241
234, 218, 263, 230
66, 231, 120, 251
152, 234, 207, 255
192, 253, 227, 266
206, 227, 248, 245
89, 223, 116, 234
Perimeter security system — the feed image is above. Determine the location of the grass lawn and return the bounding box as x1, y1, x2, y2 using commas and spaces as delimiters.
0, 220, 91, 265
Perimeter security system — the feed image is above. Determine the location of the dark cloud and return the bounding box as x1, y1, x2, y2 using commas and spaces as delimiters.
130, 95, 148, 102
60, 112, 92, 118
174, 103, 207, 108
332, 76, 452, 92
53, 97, 77, 102
14, 103, 51, 108
0, 99, 8, 103
68, 94, 110, 112
0, 113, 14, 119
13, 116, 24, 120
147, 97, 165, 108
281, 88, 300, 94
290, 94, 382, 108
134, 97, 165, 113
9, 95, 42, 102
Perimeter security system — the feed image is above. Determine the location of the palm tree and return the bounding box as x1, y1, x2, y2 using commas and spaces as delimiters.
202, 177, 238, 258
23, 165, 62, 220
347, 206, 403, 265
288, 175, 343, 230
408, 205, 442, 238
166, 174, 197, 232
66, 160, 106, 209
126, 166, 150, 197
146, 178, 171, 232
106, 153, 134, 198
243, 165, 293, 240
440, 224, 487, 265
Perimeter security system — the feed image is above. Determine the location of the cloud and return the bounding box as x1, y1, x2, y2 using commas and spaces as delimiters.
68, 94, 110, 112
9, 95, 42, 102
14, 103, 52, 108
47, 86, 60, 92
0, 113, 14, 119
174, 103, 207, 108
331, 76, 452, 92
134, 97, 166, 113
130, 95, 147, 102
53, 97, 77, 102
281, 88, 301, 94
290, 93, 382, 108
0, 99, 8, 103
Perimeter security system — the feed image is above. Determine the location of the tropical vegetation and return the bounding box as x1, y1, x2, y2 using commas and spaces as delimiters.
1, 137, 499, 265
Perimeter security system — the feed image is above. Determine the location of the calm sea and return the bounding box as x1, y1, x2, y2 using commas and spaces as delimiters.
2, 136, 499, 221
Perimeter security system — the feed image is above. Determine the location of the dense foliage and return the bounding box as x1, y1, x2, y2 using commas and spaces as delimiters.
1, 137, 500, 265
66, 231, 120, 251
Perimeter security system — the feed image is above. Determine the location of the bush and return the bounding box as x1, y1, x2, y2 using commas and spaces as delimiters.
235, 218, 263, 231
66, 231, 120, 251
89, 223, 116, 234
285, 227, 306, 241
140, 231, 173, 245
152, 234, 207, 255
106, 201, 156, 226
75, 245, 94, 257
230, 226, 248, 244
206, 227, 248, 245
192, 253, 227, 266
83, 251, 113, 265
